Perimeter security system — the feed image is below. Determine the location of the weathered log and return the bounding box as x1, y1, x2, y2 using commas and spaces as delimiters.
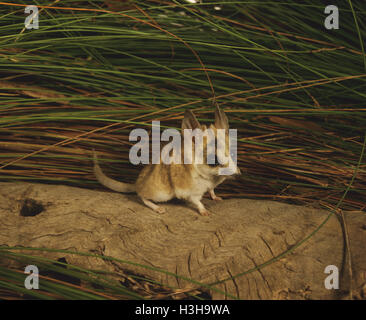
0, 182, 365, 299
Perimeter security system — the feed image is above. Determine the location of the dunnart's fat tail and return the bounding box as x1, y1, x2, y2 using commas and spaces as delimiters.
92, 150, 136, 193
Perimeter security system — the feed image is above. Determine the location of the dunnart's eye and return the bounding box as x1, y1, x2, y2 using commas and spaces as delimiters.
208, 154, 218, 167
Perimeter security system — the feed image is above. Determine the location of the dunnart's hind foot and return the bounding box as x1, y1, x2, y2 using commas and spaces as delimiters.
154, 206, 166, 214
141, 198, 166, 214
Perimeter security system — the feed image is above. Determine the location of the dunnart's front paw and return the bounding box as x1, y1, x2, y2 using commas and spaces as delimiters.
212, 195, 223, 201
209, 190, 223, 201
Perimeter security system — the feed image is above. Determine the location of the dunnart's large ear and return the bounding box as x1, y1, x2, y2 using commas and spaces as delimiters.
214, 102, 229, 130
182, 109, 201, 131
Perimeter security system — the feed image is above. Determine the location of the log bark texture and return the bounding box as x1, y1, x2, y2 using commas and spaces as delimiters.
1, 182, 365, 299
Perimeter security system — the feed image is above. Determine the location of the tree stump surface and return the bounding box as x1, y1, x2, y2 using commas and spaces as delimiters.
1, 182, 365, 299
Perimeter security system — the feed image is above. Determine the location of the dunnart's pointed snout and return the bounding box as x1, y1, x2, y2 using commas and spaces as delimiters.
233, 166, 242, 178
236, 167, 242, 175
220, 165, 242, 178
